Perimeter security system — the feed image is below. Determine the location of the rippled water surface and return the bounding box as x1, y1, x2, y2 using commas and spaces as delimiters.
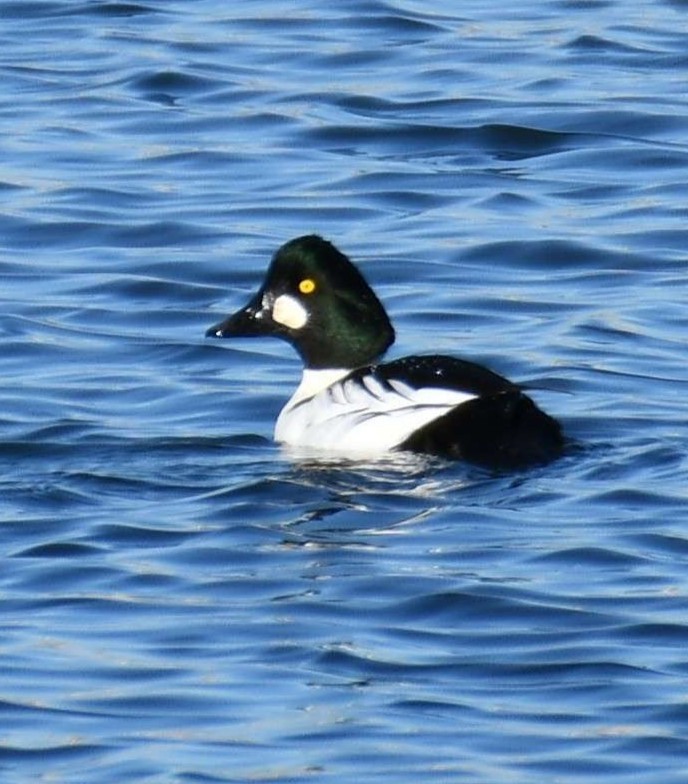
1, 1, 688, 781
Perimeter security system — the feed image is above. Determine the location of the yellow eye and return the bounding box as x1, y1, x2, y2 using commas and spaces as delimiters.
298, 278, 316, 295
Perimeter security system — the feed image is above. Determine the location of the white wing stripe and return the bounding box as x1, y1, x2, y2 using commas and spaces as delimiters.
275, 370, 477, 454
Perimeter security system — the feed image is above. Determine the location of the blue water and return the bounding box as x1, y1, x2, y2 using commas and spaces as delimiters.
1, 1, 687, 781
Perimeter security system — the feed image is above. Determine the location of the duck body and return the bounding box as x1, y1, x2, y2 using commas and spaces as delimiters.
207, 235, 563, 468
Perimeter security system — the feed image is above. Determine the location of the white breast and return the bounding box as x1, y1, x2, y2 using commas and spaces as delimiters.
274, 369, 475, 456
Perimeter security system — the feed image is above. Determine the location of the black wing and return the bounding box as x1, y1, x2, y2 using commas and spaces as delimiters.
370, 355, 517, 397
399, 390, 563, 468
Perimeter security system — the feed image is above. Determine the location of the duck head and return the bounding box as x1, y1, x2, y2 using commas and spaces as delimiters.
206, 235, 395, 369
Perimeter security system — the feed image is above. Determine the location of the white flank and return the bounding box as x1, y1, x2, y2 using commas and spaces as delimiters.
272, 294, 308, 330
274, 370, 476, 455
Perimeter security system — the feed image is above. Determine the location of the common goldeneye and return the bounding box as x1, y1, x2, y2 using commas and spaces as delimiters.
206, 235, 563, 468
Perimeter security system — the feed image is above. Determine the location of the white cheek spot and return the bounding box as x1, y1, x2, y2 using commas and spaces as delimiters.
272, 294, 308, 330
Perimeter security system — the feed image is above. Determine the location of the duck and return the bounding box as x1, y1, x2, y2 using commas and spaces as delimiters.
206, 234, 563, 468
